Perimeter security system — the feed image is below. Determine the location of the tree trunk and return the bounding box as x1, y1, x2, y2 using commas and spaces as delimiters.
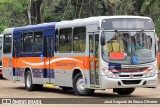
28, 0, 43, 25
87, 0, 95, 17
100, 0, 115, 15
28, 0, 32, 25
133, 0, 145, 15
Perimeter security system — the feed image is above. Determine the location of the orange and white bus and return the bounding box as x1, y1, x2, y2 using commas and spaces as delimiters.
2, 16, 158, 96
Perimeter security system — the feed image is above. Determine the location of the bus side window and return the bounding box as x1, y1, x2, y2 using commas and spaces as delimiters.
59, 28, 72, 52
34, 31, 43, 53
55, 29, 58, 52
3, 34, 12, 54
73, 27, 86, 52
23, 32, 34, 53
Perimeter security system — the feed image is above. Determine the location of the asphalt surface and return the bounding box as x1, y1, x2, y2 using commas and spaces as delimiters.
0, 75, 159, 106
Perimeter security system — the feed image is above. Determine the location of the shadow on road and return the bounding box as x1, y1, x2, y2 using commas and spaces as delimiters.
13, 86, 140, 98
0, 75, 5, 79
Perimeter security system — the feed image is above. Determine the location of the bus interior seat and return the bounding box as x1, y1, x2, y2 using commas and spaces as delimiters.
112, 40, 120, 52
105, 43, 112, 52
120, 43, 124, 52
80, 42, 85, 51
74, 42, 80, 51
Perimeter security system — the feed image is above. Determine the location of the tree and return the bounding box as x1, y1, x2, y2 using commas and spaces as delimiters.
0, 0, 28, 33
28, 0, 43, 25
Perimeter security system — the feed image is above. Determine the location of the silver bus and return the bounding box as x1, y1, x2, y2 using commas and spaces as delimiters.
2, 16, 158, 96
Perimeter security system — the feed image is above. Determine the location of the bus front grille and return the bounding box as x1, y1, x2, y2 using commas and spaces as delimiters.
122, 80, 141, 85
118, 74, 143, 78
117, 67, 148, 73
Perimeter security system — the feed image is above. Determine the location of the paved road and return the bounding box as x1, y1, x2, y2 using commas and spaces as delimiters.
0, 77, 160, 98
0, 76, 160, 106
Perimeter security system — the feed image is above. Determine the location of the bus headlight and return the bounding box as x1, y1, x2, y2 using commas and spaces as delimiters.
107, 72, 118, 78
102, 68, 118, 78
144, 72, 156, 77
144, 67, 157, 77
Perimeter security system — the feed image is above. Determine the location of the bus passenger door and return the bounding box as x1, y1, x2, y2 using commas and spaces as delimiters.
13, 39, 20, 80
44, 36, 54, 83
89, 33, 100, 87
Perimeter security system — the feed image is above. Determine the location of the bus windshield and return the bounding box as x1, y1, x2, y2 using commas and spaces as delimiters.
102, 31, 156, 64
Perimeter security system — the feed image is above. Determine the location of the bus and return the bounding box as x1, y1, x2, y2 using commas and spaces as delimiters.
0, 34, 3, 75
2, 16, 158, 96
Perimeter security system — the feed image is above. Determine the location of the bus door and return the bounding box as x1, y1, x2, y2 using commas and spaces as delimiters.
89, 32, 100, 87
13, 39, 20, 80
44, 36, 54, 83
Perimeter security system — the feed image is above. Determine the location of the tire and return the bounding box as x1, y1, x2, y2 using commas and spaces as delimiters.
61, 87, 73, 91
25, 70, 43, 91
114, 88, 135, 95
73, 73, 95, 96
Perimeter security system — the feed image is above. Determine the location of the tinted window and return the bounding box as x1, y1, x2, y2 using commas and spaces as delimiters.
34, 32, 43, 53
55, 30, 58, 52
23, 32, 33, 53
3, 34, 12, 54
13, 39, 21, 57
59, 28, 72, 52
73, 27, 86, 52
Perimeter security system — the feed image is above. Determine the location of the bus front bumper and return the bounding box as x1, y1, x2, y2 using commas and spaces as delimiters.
100, 74, 158, 89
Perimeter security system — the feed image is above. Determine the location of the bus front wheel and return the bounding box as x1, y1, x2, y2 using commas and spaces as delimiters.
73, 73, 95, 96
114, 88, 135, 95
25, 70, 43, 91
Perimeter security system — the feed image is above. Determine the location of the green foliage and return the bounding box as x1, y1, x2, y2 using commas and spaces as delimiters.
0, 0, 28, 33
0, 25, 7, 33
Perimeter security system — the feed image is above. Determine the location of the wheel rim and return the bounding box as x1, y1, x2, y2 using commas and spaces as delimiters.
26, 74, 31, 88
76, 77, 86, 93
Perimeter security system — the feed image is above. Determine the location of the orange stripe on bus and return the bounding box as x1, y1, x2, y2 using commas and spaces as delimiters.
12, 56, 92, 70
2, 57, 11, 68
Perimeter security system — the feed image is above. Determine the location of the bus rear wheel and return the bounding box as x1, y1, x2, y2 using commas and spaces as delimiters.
114, 88, 135, 95
25, 70, 43, 91
73, 73, 95, 96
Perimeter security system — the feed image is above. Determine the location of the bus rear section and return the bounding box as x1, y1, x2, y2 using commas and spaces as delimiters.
0, 34, 3, 75
2, 28, 13, 80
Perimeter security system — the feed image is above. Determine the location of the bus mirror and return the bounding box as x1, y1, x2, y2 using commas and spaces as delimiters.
101, 32, 105, 45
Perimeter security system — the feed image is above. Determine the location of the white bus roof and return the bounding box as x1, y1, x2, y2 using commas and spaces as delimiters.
56, 16, 152, 28
3, 28, 14, 34
2, 16, 153, 32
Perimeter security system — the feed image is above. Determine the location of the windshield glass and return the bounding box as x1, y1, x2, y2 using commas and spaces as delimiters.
102, 31, 156, 64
